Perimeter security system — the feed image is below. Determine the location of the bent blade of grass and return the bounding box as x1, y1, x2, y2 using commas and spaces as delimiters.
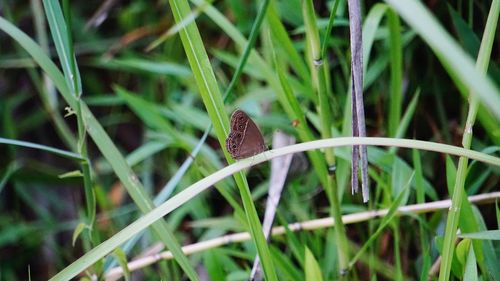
80, 103, 201, 281
0, 13, 200, 281
448, 5, 500, 145
103, 136, 199, 271
384, 0, 500, 119
48, 137, 500, 280
0, 16, 76, 109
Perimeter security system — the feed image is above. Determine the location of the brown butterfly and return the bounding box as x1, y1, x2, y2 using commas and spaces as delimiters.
225, 109, 266, 159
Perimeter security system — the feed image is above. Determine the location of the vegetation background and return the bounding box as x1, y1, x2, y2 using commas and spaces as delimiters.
0, 0, 498, 280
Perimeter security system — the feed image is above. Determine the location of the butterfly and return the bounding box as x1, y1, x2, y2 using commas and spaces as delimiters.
225, 109, 266, 159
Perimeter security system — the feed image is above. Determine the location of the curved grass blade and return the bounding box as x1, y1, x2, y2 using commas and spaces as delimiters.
47, 136, 500, 281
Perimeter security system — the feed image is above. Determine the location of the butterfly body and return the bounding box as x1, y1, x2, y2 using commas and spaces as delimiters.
225, 110, 266, 159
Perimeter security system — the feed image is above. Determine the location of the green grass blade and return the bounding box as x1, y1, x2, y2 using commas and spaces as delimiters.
270, 246, 303, 281
41, 136, 500, 280
413, 149, 432, 281
302, 0, 350, 273
0, 137, 84, 161
266, 3, 309, 83
0, 16, 76, 109
438, 0, 499, 280
42, 0, 95, 238
167, 0, 277, 280
220, 0, 271, 101
384, 0, 500, 119
363, 4, 389, 77
42, 0, 81, 96
348, 174, 412, 268
304, 247, 324, 281
96, 57, 192, 76
458, 230, 500, 240
447, 5, 500, 145
28, 0, 76, 152
395, 90, 419, 139
0, 12, 201, 281
387, 8, 402, 137
463, 245, 478, 281
81, 103, 201, 281
320, 0, 341, 60
271, 44, 331, 192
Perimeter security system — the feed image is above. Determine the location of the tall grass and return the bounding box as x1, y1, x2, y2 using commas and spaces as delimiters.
0, 0, 498, 280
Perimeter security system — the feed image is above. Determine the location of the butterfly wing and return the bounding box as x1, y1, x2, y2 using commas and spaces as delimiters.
226, 110, 246, 157
225, 110, 266, 159
236, 116, 265, 159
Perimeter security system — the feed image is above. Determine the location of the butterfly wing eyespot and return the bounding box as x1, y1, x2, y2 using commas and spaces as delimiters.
225, 109, 266, 159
